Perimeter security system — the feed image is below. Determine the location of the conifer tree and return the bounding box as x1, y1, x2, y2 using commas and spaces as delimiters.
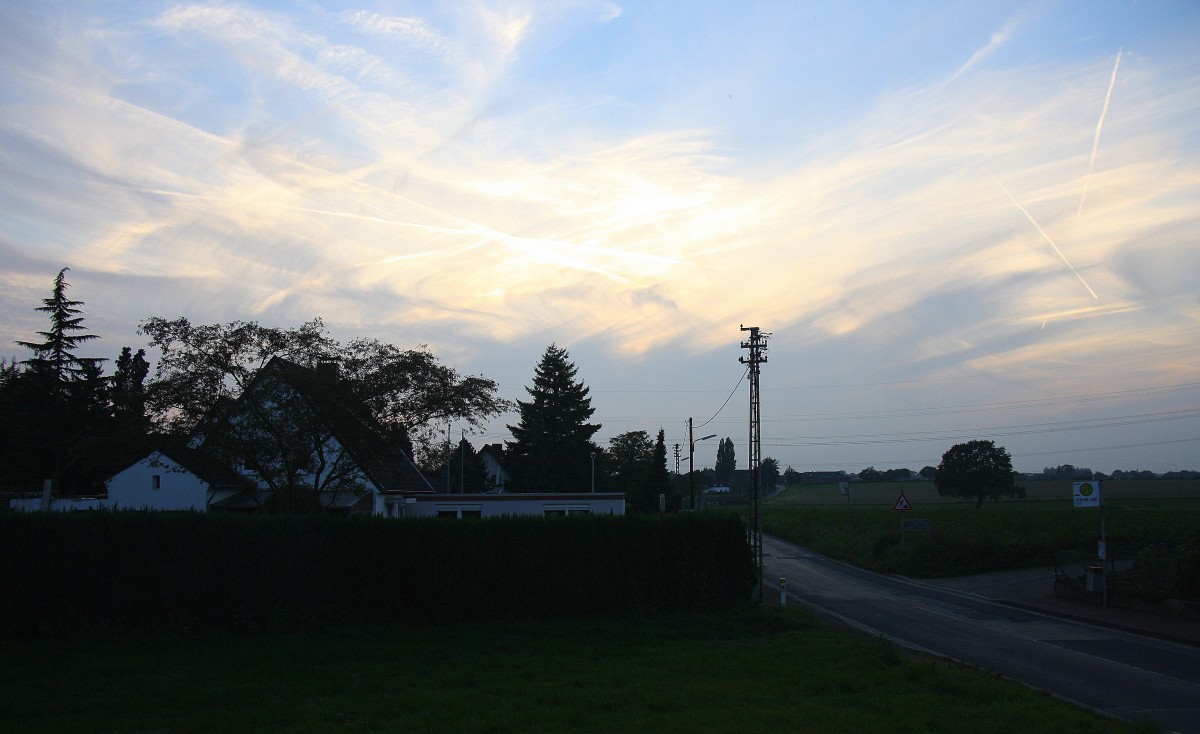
651, 428, 673, 511
16, 268, 102, 390
11, 268, 108, 493
506, 344, 601, 492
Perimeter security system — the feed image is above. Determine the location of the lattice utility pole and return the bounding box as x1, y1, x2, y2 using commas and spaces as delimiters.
740, 324, 770, 602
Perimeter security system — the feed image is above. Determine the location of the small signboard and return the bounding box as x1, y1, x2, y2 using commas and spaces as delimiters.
1073, 481, 1102, 508
902, 519, 932, 532
892, 493, 912, 512
839, 481, 849, 496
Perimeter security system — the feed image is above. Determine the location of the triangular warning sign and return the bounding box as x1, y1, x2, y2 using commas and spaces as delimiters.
892, 493, 913, 512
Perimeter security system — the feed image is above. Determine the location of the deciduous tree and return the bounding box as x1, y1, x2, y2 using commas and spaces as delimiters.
139, 317, 507, 454
714, 438, 736, 485
934, 440, 1023, 508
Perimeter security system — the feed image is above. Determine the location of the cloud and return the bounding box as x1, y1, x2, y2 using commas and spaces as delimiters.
1, 3, 1197, 386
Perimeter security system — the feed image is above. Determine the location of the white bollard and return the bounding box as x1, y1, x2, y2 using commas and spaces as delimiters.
779, 577, 787, 607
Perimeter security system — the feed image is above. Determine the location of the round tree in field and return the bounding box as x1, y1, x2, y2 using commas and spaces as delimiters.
934, 440, 1022, 508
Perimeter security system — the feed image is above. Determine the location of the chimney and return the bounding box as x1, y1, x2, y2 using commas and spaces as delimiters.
317, 360, 339, 381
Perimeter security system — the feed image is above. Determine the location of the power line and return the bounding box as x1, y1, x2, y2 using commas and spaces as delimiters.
764, 408, 1200, 448
695, 366, 748, 430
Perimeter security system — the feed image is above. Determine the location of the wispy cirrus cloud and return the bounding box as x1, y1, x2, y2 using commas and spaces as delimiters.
1, 3, 1197, 451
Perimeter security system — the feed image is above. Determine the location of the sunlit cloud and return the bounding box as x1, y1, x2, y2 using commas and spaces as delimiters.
1, 1, 1197, 470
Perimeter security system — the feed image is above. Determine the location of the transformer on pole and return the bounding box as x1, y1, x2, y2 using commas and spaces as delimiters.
740, 324, 770, 603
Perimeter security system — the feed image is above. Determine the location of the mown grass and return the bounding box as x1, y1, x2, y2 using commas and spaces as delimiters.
0, 609, 1157, 734
763, 480, 1200, 578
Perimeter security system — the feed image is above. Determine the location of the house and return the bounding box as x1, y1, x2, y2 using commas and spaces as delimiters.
106, 445, 252, 511
403, 492, 625, 519
478, 443, 510, 490
94, 356, 624, 518
102, 357, 434, 515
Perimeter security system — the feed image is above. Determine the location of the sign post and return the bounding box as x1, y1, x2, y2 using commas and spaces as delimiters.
893, 492, 913, 552
840, 481, 851, 535
1073, 481, 1107, 608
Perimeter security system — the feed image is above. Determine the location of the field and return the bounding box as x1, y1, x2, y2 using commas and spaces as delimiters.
763, 480, 1200, 579
0, 609, 1157, 734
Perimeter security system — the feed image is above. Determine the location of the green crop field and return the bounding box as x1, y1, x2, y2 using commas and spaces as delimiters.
0, 610, 1157, 734
763, 480, 1200, 579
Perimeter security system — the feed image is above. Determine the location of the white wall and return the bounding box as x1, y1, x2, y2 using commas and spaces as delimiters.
402, 493, 625, 518
10, 497, 102, 512
105, 452, 210, 511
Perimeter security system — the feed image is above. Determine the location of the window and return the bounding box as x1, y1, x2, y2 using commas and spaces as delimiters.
151, 475, 161, 491
437, 510, 458, 518
461, 510, 482, 519
543, 509, 566, 517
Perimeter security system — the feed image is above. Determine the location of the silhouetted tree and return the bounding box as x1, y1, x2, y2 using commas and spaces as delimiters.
16, 268, 103, 390
139, 317, 506, 459
447, 437, 491, 493
714, 437, 736, 485
7, 268, 112, 493
606, 430, 655, 511
760, 456, 781, 491
506, 344, 601, 493
651, 428, 673, 511
935, 440, 1022, 508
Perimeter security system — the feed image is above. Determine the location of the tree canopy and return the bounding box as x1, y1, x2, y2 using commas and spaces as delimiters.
139, 317, 507, 455
934, 440, 1023, 508
505, 344, 601, 493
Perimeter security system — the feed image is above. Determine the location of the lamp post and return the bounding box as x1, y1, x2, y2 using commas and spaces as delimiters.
590, 452, 596, 493
688, 417, 716, 511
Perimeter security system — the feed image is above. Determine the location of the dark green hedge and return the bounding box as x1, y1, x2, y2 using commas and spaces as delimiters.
0, 512, 753, 634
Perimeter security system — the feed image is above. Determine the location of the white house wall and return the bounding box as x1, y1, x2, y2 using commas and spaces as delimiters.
402, 493, 625, 519
105, 452, 209, 511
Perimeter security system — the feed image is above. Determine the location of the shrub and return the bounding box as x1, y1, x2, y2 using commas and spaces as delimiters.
0, 511, 753, 635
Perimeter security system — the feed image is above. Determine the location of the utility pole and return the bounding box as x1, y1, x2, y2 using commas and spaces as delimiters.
673, 442, 681, 506
687, 418, 716, 512
740, 324, 770, 603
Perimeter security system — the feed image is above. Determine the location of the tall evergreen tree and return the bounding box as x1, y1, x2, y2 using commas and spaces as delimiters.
714, 437, 736, 485
16, 268, 102, 390
10, 268, 109, 493
506, 344, 601, 492
650, 428, 674, 511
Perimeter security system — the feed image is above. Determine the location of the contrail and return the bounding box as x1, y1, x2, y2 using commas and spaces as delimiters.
991, 173, 1099, 300
1077, 48, 1122, 221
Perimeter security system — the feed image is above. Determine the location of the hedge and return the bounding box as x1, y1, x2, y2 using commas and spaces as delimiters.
0, 511, 754, 634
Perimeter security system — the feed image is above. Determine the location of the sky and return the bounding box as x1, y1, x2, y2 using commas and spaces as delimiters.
2, 1, 1198, 477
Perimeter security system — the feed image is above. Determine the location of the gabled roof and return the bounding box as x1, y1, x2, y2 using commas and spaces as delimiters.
237, 357, 434, 494
118, 443, 252, 490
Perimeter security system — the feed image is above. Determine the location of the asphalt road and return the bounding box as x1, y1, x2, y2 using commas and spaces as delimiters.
762, 534, 1200, 734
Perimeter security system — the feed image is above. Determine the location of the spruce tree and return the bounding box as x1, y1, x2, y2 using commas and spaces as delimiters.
506, 344, 600, 492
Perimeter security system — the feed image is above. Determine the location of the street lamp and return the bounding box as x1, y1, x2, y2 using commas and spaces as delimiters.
591, 451, 596, 493
688, 419, 717, 510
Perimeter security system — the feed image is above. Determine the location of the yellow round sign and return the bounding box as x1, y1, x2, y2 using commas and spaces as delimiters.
1078, 483, 1094, 496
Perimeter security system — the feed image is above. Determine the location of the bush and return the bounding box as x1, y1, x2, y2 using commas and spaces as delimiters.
0, 511, 754, 635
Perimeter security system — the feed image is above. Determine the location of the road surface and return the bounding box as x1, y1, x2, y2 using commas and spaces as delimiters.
763, 534, 1200, 733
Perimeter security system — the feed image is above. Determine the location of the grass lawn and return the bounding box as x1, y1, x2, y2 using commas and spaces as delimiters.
763, 480, 1200, 578
0, 609, 1156, 734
